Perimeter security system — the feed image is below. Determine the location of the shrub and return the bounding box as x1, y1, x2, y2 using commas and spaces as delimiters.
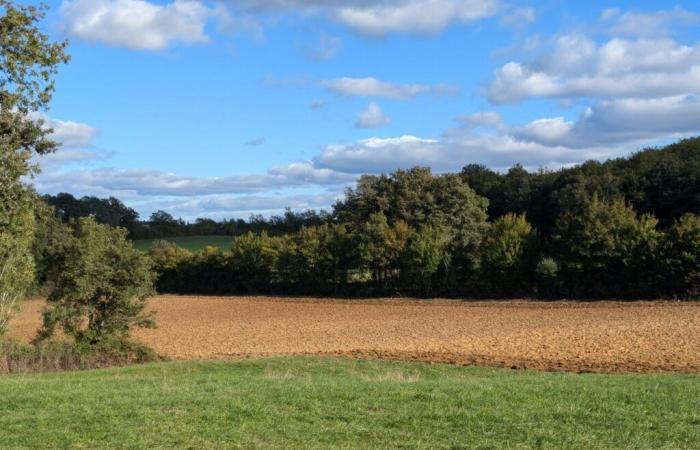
534, 257, 559, 298
37, 217, 156, 345
0, 338, 159, 375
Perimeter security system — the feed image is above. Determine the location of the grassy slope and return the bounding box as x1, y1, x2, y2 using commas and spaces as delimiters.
0, 357, 699, 449
132, 235, 232, 252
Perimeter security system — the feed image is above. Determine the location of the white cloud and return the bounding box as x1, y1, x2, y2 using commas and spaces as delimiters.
312, 133, 616, 174
60, 0, 215, 50
39, 115, 101, 148
355, 102, 391, 128
512, 95, 700, 148
333, 0, 500, 36
488, 35, 700, 103
29, 115, 109, 170
459, 111, 503, 129
227, 0, 500, 36
322, 77, 458, 100
602, 7, 700, 38
36, 161, 354, 197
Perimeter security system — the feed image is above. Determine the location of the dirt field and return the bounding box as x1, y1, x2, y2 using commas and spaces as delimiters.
9, 296, 700, 373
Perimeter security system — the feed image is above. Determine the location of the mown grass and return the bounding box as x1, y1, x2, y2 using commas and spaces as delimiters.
132, 235, 232, 252
0, 357, 698, 449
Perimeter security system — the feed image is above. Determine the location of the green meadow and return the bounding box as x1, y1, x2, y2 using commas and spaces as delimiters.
1, 357, 698, 449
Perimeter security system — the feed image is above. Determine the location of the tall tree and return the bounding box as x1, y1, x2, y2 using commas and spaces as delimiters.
0, 0, 69, 334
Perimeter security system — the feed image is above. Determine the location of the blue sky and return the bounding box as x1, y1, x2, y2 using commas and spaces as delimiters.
32, 0, 700, 220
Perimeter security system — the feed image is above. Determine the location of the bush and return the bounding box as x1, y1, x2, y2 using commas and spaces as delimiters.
37, 217, 156, 345
534, 257, 560, 299
0, 338, 159, 375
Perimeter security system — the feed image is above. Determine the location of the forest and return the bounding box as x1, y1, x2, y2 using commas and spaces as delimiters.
43, 138, 700, 299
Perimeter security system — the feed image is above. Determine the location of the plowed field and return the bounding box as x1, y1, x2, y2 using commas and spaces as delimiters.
9, 296, 700, 373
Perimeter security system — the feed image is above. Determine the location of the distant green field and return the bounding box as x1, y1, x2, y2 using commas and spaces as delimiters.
0, 357, 699, 449
132, 235, 232, 252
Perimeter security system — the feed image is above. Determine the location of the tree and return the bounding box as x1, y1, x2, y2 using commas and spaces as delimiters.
0, 0, 69, 335
37, 218, 155, 345
227, 232, 277, 292
400, 225, 450, 295
0, 207, 34, 336
479, 214, 535, 295
148, 240, 193, 293
357, 213, 413, 291
660, 214, 700, 299
551, 197, 660, 298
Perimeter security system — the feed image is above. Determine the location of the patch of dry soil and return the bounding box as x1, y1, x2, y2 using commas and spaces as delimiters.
9, 296, 700, 373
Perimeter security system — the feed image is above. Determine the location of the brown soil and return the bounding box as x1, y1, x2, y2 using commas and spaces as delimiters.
9, 296, 700, 373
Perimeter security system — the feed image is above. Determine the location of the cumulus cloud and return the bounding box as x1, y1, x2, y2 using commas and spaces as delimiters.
39, 115, 101, 149
322, 77, 458, 100
512, 95, 700, 148
36, 161, 354, 197
60, 0, 215, 50
488, 35, 700, 103
355, 102, 391, 128
312, 133, 616, 174
332, 0, 500, 36
30, 115, 110, 170
226, 0, 500, 36
60, 0, 500, 50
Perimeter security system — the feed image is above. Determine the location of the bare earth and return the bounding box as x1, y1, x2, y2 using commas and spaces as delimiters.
9, 296, 700, 373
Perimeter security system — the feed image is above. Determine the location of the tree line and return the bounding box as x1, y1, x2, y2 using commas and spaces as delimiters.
43, 193, 331, 240
145, 139, 700, 299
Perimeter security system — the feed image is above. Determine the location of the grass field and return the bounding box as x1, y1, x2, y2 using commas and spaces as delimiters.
132, 235, 232, 252
0, 357, 698, 449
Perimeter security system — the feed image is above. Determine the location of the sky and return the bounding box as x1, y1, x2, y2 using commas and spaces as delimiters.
29, 0, 700, 220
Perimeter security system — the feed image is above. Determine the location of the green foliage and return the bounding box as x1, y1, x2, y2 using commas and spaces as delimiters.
0, 204, 34, 336
479, 213, 535, 295
660, 214, 700, 299
552, 197, 661, 298
37, 217, 155, 345
31, 196, 71, 286
0, 0, 69, 224
228, 232, 277, 292
534, 257, 560, 299
0, 0, 68, 334
400, 225, 450, 294
134, 235, 232, 252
